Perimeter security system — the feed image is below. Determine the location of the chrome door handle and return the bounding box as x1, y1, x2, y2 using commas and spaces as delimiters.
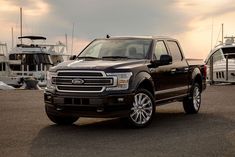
171, 69, 176, 72
184, 67, 189, 72
149, 68, 155, 73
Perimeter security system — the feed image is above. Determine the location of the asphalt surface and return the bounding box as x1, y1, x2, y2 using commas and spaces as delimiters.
0, 85, 235, 157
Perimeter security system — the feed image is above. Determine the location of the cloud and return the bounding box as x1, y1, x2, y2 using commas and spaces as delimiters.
175, 0, 235, 20
46, 0, 192, 39
1, 0, 235, 58
0, 0, 200, 41
1, 0, 194, 51
0, 0, 51, 42
202, 5, 235, 20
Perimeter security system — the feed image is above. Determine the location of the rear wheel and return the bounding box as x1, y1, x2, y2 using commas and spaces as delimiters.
45, 106, 79, 125
183, 83, 201, 114
125, 88, 155, 128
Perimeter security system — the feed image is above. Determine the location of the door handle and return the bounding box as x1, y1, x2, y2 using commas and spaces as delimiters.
171, 69, 176, 72
184, 67, 189, 72
149, 68, 155, 73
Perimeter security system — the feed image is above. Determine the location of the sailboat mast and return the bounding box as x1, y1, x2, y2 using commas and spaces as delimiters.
65, 33, 68, 52
222, 23, 224, 44
210, 18, 214, 51
11, 27, 14, 49
20, 7, 23, 44
71, 23, 74, 55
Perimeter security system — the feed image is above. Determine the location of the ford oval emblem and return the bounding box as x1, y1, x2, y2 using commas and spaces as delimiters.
72, 78, 84, 85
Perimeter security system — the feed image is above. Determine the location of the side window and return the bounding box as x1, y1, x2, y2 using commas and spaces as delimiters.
9, 54, 17, 60
167, 41, 183, 61
0, 63, 5, 71
212, 49, 223, 63
154, 41, 168, 59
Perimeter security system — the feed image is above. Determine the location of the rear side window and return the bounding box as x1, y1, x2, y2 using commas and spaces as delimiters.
167, 41, 183, 61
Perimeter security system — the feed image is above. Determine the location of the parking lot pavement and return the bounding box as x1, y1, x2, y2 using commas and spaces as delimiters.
0, 85, 235, 157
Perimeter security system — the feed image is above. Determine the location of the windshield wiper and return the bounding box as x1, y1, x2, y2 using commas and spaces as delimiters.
77, 56, 100, 60
102, 56, 129, 59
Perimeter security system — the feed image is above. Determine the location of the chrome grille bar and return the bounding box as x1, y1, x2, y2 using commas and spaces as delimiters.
54, 70, 114, 92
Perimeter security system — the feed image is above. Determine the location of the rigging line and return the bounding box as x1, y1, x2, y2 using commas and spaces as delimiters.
210, 17, 214, 51
215, 24, 222, 46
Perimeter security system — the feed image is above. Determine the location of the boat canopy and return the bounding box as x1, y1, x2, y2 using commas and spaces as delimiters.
18, 36, 46, 40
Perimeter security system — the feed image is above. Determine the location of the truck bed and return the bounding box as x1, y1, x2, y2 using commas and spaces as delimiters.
186, 59, 205, 66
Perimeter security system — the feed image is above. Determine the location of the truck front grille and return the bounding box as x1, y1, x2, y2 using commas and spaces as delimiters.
54, 77, 113, 85
57, 71, 103, 77
54, 71, 114, 92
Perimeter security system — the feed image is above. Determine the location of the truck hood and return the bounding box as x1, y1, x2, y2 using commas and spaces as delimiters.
51, 59, 147, 72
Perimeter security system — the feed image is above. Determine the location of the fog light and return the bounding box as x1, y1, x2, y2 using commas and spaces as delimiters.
47, 95, 52, 100
45, 95, 52, 101
56, 107, 63, 111
97, 108, 104, 113
117, 98, 124, 102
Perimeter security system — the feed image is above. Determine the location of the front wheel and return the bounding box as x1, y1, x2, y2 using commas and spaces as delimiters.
183, 83, 201, 114
125, 88, 155, 128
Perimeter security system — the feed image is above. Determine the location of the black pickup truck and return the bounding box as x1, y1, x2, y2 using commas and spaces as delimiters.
44, 36, 206, 128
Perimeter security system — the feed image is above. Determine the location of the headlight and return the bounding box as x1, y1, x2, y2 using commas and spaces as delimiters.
106, 72, 132, 91
46, 71, 57, 88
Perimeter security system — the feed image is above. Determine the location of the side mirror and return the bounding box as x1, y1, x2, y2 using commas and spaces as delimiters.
159, 54, 172, 65
150, 54, 172, 67
69, 55, 76, 60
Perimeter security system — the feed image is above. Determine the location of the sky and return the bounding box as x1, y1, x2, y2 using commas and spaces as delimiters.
0, 0, 235, 59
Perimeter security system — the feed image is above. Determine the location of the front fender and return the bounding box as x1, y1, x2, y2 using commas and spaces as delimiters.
130, 71, 154, 92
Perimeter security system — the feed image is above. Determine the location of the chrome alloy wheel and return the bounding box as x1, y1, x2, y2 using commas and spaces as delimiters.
130, 93, 153, 125
193, 86, 201, 111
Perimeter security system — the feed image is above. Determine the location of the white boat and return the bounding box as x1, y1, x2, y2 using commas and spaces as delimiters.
205, 36, 235, 84
1, 36, 69, 87
0, 43, 20, 87
8, 36, 54, 86
39, 41, 69, 65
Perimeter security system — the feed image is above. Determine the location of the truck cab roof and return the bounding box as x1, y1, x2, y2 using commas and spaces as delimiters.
97, 35, 177, 41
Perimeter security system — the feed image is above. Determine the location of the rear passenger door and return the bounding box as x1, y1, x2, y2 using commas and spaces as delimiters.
166, 40, 189, 96
151, 40, 177, 100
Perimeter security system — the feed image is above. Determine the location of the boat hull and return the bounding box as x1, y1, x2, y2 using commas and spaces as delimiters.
207, 59, 235, 83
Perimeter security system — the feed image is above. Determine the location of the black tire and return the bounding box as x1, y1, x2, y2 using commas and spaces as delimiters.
183, 83, 201, 114
125, 88, 155, 128
45, 106, 79, 125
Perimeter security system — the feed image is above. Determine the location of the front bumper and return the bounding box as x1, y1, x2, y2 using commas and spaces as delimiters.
44, 90, 134, 118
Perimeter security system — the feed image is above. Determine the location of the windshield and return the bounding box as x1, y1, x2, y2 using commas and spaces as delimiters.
79, 39, 152, 59
222, 47, 235, 59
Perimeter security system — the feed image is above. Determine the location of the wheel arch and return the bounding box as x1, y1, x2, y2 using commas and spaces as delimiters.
133, 71, 155, 96
191, 67, 203, 91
